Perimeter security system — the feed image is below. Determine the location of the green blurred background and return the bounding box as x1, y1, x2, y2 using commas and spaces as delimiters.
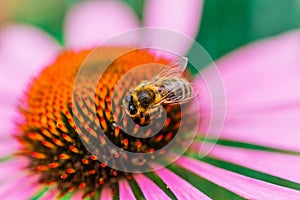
1, 0, 300, 60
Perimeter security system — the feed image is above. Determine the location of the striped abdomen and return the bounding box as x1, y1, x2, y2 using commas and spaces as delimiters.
157, 77, 194, 104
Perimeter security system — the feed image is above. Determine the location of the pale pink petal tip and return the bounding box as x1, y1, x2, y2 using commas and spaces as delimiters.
144, 0, 203, 38
0, 24, 60, 75
0, 24, 60, 136
143, 0, 203, 54
194, 30, 300, 151
65, 0, 139, 49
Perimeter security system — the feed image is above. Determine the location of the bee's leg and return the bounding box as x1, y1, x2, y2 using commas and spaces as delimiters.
119, 106, 129, 124
150, 107, 162, 119
157, 107, 163, 118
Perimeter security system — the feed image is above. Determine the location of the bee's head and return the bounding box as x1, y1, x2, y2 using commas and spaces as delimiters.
125, 95, 138, 116
124, 94, 152, 126
136, 90, 152, 108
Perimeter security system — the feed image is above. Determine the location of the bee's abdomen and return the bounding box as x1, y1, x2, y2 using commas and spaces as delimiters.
159, 78, 192, 103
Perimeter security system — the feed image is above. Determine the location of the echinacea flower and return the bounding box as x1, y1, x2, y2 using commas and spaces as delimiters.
1, 0, 300, 199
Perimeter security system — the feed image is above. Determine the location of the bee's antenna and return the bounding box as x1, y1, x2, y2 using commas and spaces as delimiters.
120, 109, 126, 122
119, 102, 127, 123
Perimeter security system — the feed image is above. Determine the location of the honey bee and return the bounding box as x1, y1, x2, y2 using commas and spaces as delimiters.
124, 57, 198, 126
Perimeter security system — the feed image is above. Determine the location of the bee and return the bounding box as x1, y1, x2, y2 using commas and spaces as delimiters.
124, 57, 198, 126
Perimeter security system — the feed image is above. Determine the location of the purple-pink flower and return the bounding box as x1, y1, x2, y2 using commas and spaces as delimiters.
0, 0, 299, 199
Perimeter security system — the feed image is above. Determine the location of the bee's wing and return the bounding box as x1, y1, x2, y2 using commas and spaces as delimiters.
151, 57, 188, 83
154, 82, 200, 106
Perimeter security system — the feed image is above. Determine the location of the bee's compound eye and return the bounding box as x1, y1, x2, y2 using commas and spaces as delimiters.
137, 91, 151, 108
128, 104, 137, 115
126, 95, 132, 102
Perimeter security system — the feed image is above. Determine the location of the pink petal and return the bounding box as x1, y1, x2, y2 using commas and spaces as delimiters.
64, 1, 139, 49
177, 156, 300, 199
0, 174, 39, 198
5, 182, 42, 199
192, 66, 226, 156
100, 186, 113, 200
71, 191, 85, 200
195, 30, 300, 151
0, 137, 20, 157
0, 158, 29, 178
143, 0, 203, 54
133, 174, 171, 200
4, 183, 41, 199
0, 24, 60, 77
0, 105, 17, 138
202, 144, 300, 183
119, 179, 135, 200
0, 24, 60, 137
155, 167, 211, 199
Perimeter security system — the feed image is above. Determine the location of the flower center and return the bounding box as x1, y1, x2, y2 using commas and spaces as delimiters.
15, 48, 183, 197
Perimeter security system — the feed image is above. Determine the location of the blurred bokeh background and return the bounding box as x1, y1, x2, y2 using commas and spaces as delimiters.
1, 0, 299, 60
